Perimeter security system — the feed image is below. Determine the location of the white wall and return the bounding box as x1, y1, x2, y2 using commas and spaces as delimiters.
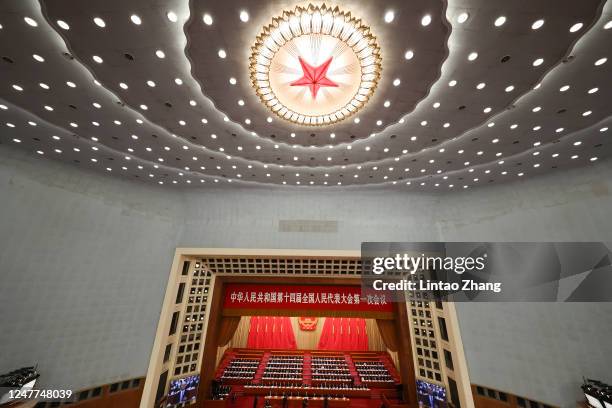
1, 145, 611, 406
0, 147, 184, 391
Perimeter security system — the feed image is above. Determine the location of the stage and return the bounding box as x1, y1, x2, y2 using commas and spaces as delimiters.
211, 348, 403, 407
196, 277, 416, 407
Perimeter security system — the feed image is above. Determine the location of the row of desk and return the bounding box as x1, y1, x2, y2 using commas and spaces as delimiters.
263, 396, 350, 408
244, 385, 371, 398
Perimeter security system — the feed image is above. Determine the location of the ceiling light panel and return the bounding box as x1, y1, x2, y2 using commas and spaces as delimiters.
0, 0, 608, 189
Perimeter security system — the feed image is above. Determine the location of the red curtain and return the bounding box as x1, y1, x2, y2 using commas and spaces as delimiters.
359, 319, 368, 350
246, 316, 297, 349
282, 316, 297, 348
317, 318, 333, 350
247, 316, 258, 348
317, 318, 369, 351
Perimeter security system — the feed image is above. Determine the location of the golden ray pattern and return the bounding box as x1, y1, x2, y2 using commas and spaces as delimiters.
249, 3, 382, 126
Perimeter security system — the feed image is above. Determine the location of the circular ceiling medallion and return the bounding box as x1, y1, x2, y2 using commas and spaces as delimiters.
250, 4, 382, 126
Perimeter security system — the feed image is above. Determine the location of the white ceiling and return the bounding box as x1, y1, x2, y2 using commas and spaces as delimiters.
0, 0, 611, 189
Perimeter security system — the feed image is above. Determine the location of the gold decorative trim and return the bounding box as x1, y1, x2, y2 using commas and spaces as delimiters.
249, 4, 382, 126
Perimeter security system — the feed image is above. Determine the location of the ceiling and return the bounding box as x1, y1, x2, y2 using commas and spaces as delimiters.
0, 0, 611, 190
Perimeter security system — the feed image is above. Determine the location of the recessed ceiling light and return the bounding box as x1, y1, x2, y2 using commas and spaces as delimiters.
189, 100, 197, 106
239, 10, 249, 23
559, 85, 570, 92
66, 81, 76, 88
582, 110, 592, 116
24, 17, 38, 27
218, 49, 227, 59
167, 11, 178, 22
376, 120, 383, 126
457, 12, 469, 24
140, 104, 147, 110
594, 57, 607, 66
174, 78, 183, 85
12, 84, 23, 91
569, 22, 583, 32
93, 55, 103, 63
404, 50, 414, 60
238, 99, 245, 106
39, 83, 49, 89
119, 82, 128, 89
384, 10, 395, 23
155, 50, 165, 58
531, 19, 544, 30
448, 80, 457, 87
571, 155, 579, 159
147, 80, 155, 87
483, 107, 491, 113
588, 87, 598, 94
93, 17, 106, 28
92, 102, 101, 108
590, 157, 598, 162
433, 102, 440, 108
354, 118, 360, 124
476, 82, 486, 89
32, 54, 44, 62
203, 13, 213, 26
130, 15, 142, 25
393, 78, 401, 86
468, 52, 478, 61
494, 16, 506, 27
505, 85, 514, 92
532, 58, 544, 66
229, 77, 237, 85
383, 100, 391, 108
421, 14, 432, 26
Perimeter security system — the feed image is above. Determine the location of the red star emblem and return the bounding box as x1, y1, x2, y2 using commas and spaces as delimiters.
290, 56, 339, 99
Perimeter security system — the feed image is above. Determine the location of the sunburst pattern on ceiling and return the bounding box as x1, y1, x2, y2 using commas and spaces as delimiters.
249, 4, 381, 126
0, 0, 611, 189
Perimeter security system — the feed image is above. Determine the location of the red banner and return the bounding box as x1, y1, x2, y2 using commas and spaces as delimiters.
223, 284, 393, 312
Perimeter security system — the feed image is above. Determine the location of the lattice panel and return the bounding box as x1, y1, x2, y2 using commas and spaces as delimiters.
173, 261, 212, 378
407, 272, 444, 384
200, 257, 362, 275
